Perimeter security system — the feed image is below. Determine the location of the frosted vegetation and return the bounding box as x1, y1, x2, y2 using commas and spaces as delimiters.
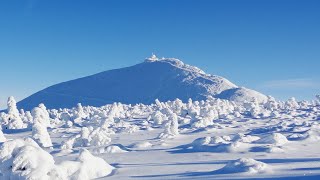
0, 95, 320, 179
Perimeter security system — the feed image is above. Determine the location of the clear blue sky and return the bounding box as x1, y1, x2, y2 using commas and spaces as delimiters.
0, 0, 320, 108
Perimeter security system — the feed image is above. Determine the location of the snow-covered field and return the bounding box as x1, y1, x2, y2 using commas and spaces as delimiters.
1, 96, 320, 179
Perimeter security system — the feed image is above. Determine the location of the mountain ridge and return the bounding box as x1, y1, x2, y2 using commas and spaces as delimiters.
17, 55, 266, 110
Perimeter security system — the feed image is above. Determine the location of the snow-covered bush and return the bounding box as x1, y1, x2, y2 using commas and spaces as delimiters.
264, 96, 279, 111
113, 120, 139, 133
159, 113, 179, 139
285, 97, 299, 110
32, 106, 50, 128
61, 126, 112, 150
0, 138, 114, 179
192, 116, 214, 128
5, 96, 25, 130
87, 127, 112, 147
32, 122, 53, 148
72, 103, 87, 126
22, 111, 33, 126
0, 138, 56, 179
148, 111, 166, 125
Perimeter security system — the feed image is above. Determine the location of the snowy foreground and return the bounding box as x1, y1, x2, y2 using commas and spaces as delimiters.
1, 96, 320, 179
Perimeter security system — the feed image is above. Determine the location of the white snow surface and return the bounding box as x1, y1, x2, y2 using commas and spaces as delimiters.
0, 95, 320, 179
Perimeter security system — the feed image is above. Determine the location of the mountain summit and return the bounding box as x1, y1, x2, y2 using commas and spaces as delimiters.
17, 55, 267, 110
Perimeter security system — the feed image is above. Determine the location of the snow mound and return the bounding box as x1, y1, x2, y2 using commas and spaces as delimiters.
191, 137, 212, 146
105, 145, 128, 154
73, 149, 114, 179
256, 133, 289, 146
131, 141, 153, 149
233, 133, 261, 143
215, 142, 249, 153
267, 146, 285, 153
57, 149, 114, 180
216, 87, 268, 103
219, 158, 271, 174
188, 136, 250, 153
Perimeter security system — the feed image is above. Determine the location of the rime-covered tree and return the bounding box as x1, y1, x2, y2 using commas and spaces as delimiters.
32, 107, 50, 128
159, 113, 179, 139
6, 96, 25, 129
31, 108, 53, 148
285, 97, 299, 110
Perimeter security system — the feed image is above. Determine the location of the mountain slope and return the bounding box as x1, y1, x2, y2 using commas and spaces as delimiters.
17, 56, 266, 110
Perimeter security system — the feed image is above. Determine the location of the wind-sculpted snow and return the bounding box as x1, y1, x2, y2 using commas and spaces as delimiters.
218, 158, 271, 174
0, 95, 320, 179
16, 56, 269, 110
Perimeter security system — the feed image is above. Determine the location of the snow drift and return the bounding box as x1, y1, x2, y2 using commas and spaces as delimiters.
218, 158, 271, 174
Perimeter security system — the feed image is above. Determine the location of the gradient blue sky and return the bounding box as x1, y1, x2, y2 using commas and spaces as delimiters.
0, 0, 320, 108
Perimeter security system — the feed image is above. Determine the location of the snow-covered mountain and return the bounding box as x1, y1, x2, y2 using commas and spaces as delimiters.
17, 55, 267, 110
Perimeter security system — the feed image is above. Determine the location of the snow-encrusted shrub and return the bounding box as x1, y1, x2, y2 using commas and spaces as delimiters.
60, 111, 72, 121
75, 103, 86, 119
5, 96, 25, 130
159, 113, 179, 139
155, 99, 163, 109
0, 138, 56, 179
61, 126, 112, 150
100, 116, 115, 130
171, 98, 184, 115
32, 106, 50, 128
191, 106, 219, 128
148, 111, 166, 125
22, 111, 33, 126
192, 116, 214, 128
247, 99, 262, 118
285, 97, 299, 110
64, 120, 74, 128
0, 138, 114, 179
0, 112, 7, 125
107, 102, 124, 119
113, 119, 139, 133
32, 122, 53, 148
87, 127, 112, 147
264, 96, 279, 111
71, 103, 87, 126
